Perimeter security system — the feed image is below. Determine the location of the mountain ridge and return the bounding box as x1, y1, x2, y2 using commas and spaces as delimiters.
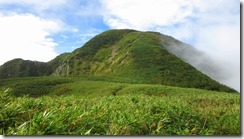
0, 29, 237, 92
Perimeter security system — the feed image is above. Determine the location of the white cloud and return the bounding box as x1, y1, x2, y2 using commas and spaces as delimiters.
99, 0, 240, 91
0, 13, 62, 65
190, 0, 240, 91
71, 28, 79, 33
61, 35, 69, 39
100, 0, 194, 30
0, 0, 67, 11
195, 23, 240, 91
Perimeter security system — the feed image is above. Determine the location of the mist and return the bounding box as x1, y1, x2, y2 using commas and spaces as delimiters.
161, 35, 240, 92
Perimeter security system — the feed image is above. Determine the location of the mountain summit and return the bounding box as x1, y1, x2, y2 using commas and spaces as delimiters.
0, 29, 236, 92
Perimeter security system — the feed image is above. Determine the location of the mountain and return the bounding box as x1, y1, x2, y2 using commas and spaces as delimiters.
0, 58, 51, 78
0, 29, 236, 92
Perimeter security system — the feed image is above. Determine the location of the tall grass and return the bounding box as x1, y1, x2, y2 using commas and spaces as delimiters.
0, 82, 240, 135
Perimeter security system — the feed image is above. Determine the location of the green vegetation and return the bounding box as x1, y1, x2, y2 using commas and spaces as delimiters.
0, 59, 51, 79
0, 77, 74, 97
55, 30, 236, 92
0, 77, 240, 135
0, 29, 240, 135
0, 29, 236, 92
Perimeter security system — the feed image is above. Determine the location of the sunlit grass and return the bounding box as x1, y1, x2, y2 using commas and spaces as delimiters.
0, 81, 240, 135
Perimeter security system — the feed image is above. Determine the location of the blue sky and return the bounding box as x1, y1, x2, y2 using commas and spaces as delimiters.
0, 0, 240, 91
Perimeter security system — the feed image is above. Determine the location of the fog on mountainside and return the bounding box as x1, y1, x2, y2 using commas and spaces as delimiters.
161, 36, 239, 92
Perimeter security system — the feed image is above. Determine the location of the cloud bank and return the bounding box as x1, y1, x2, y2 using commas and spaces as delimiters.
0, 13, 61, 65
100, 0, 194, 30
0, 0, 71, 65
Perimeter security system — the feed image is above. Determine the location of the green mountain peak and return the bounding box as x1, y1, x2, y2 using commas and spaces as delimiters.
0, 29, 236, 92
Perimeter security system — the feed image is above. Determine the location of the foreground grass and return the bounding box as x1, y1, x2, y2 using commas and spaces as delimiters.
0, 79, 240, 135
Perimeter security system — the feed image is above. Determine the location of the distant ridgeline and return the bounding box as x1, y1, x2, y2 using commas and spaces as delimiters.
0, 58, 51, 78
0, 29, 236, 92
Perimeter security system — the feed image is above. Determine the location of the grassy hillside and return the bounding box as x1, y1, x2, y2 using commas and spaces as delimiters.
0, 29, 236, 92
0, 30, 239, 136
0, 76, 240, 135
57, 30, 236, 92
0, 59, 51, 79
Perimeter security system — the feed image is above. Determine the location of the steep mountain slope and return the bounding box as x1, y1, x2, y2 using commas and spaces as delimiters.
52, 29, 235, 92
0, 29, 236, 92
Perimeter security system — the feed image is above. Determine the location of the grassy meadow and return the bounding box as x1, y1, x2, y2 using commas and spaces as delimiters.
0, 76, 240, 135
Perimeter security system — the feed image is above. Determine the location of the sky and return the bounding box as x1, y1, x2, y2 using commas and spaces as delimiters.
0, 0, 241, 91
